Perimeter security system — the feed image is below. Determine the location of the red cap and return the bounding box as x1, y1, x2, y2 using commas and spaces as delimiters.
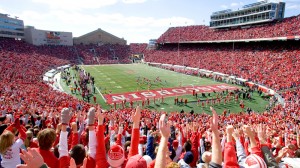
139, 137, 145, 144
173, 140, 179, 148
107, 145, 125, 167
125, 154, 147, 168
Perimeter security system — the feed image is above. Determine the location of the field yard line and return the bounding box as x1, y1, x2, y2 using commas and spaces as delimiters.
96, 86, 107, 103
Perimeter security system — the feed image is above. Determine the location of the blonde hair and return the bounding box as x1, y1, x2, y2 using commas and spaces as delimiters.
166, 162, 180, 168
0, 131, 15, 154
24, 131, 33, 148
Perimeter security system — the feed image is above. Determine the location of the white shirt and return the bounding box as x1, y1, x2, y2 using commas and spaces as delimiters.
178, 159, 191, 168
173, 145, 183, 162
1, 139, 24, 168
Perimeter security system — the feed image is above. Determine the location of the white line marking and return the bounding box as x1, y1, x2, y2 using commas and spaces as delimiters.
95, 86, 107, 103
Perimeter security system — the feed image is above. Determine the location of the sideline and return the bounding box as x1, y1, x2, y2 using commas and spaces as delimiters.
81, 65, 107, 103
50, 72, 64, 92
95, 86, 107, 103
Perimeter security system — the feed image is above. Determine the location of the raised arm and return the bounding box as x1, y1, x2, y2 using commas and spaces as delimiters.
128, 106, 141, 158
81, 107, 97, 168
154, 114, 170, 168
70, 122, 78, 150
243, 125, 263, 158
232, 128, 247, 165
210, 107, 222, 166
223, 125, 239, 168
95, 110, 109, 168
58, 108, 73, 168
87, 107, 96, 159
257, 124, 279, 167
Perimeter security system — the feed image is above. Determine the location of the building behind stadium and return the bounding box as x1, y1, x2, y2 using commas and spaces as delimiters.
210, 0, 285, 28
24, 26, 73, 46
0, 13, 24, 40
0, 13, 126, 46
73, 28, 127, 45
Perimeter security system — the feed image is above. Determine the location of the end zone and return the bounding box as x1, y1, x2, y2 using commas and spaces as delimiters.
104, 84, 238, 104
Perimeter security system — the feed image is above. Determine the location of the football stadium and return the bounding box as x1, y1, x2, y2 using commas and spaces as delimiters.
0, 0, 299, 168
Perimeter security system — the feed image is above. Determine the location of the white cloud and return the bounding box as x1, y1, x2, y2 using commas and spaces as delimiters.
285, 0, 300, 10
122, 0, 147, 4
231, 3, 239, 7
220, 2, 244, 9
230, 2, 244, 7
221, 5, 228, 9
17, 9, 195, 43
287, 4, 300, 10
0, 7, 7, 14
31, 0, 118, 10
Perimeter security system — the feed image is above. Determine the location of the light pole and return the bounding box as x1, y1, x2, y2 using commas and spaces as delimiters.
177, 25, 181, 86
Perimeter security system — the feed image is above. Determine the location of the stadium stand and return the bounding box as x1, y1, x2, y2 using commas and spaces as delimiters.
1, 12, 300, 168
157, 15, 300, 43
75, 43, 130, 65
0, 37, 299, 168
129, 43, 148, 54
145, 41, 300, 91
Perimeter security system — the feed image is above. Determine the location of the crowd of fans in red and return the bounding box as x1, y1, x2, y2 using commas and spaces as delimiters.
75, 43, 131, 65
157, 15, 300, 43
145, 41, 300, 91
129, 43, 148, 54
0, 23, 299, 168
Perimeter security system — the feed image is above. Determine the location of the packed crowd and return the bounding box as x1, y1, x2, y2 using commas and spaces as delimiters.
129, 43, 148, 54
75, 43, 131, 65
0, 33, 300, 168
145, 42, 300, 91
1, 99, 300, 168
0, 38, 78, 64
157, 15, 300, 43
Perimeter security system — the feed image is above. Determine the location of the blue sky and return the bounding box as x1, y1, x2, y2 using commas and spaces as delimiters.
0, 0, 299, 43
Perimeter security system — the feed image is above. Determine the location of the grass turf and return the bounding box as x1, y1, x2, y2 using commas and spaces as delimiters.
60, 64, 269, 115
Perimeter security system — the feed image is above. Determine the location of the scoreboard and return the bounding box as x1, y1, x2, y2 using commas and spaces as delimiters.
45, 31, 62, 45
46, 32, 61, 40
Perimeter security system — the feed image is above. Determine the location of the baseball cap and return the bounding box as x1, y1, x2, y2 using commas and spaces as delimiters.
183, 151, 194, 164
173, 140, 179, 148
125, 154, 147, 168
244, 154, 267, 168
107, 145, 125, 167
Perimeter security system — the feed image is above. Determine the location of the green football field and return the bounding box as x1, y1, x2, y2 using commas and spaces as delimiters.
60, 64, 269, 115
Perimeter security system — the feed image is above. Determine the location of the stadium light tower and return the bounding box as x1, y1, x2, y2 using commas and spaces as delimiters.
176, 24, 181, 86
231, 42, 235, 76
181, 56, 186, 84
